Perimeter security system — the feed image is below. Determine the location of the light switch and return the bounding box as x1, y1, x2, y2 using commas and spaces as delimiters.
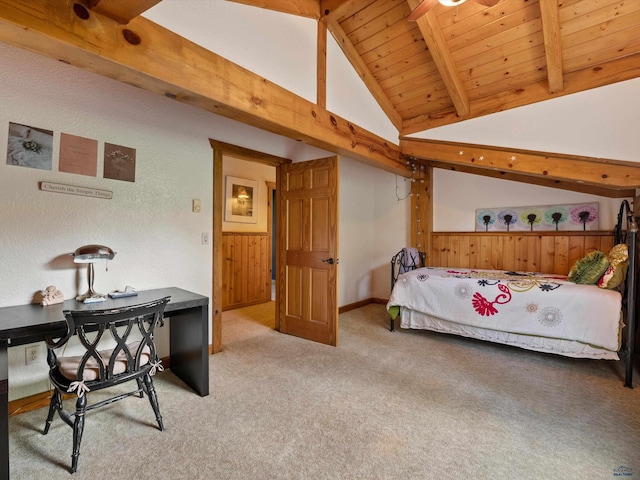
192, 199, 201, 213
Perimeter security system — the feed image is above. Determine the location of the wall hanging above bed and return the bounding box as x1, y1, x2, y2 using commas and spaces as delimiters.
475, 202, 599, 232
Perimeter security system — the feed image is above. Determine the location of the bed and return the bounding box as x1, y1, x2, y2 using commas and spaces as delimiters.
387, 201, 638, 387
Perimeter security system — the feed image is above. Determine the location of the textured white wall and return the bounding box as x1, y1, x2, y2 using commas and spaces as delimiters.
411, 78, 640, 231
143, 0, 318, 104
0, 41, 328, 401
339, 157, 411, 305
339, 157, 375, 305
0, 43, 207, 399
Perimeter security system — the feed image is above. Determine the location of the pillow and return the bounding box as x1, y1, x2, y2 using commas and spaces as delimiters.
568, 250, 610, 285
598, 244, 629, 289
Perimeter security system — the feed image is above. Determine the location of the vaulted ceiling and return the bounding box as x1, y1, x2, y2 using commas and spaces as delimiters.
235, 0, 640, 135
0, 0, 639, 197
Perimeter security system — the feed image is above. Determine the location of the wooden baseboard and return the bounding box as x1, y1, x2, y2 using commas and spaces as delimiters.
371, 298, 389, 305
338, 297, 389, 314
8, 390, 52, 417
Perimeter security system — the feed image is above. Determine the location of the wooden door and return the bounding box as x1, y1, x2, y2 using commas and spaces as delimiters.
277, 156, 339, 346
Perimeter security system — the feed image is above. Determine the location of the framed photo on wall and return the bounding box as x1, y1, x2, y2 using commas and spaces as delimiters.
225, 176, 258, 223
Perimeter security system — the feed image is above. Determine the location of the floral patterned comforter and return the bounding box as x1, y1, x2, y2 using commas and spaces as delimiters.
387, 267, 622, 351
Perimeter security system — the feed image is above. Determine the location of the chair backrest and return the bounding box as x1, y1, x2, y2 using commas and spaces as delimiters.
391, 248, 426, 290
51, 296, 170, 385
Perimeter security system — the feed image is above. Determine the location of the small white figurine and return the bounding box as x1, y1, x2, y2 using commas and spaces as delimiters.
41, 285, 64, 306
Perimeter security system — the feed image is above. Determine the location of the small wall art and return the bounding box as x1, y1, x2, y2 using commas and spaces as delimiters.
59, 133, 98, 176
475, 202, 599, 232
6, 122, 53, 170
225, 176, 258, 223
104, 143, 136, 182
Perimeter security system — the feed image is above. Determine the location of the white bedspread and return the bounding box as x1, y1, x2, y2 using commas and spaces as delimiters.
387, 267, 622, 352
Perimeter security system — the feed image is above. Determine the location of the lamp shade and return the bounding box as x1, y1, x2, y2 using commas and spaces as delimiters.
439, 0, 467, 5
72, 245, 116, 263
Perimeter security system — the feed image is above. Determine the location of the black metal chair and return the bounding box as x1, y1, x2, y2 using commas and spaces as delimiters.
390, 247, 426, 290
389, 248, 426, 332
43, 296, 170, 473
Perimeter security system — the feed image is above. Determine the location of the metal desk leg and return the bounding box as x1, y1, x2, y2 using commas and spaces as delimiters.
1, 340, 9, 480
169, 306, 209, 397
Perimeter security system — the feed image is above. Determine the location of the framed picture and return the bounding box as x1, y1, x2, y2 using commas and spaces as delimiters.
225, 176, 258, 223
6, 122, 53, 170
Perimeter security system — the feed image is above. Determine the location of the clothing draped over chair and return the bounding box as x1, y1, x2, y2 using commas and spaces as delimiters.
399, 247, 421, 274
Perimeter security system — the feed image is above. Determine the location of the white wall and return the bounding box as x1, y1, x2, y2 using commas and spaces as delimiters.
410, 78, 640, 231
339, 157, 411, 305
144, 0, 399, 145
0, 44, 198, 398
339, 157, 375, 305
0, 41, 335, 400
143, 1, 318, 104
325, 32, 399, 144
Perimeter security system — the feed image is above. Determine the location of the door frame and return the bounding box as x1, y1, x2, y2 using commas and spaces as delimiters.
209, 139, 291, 353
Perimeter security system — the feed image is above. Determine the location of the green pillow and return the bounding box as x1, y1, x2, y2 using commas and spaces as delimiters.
568, 250, 610, 285
598, 244, 629, 289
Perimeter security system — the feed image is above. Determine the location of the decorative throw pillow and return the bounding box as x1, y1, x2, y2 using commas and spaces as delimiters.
598, 244, 629, 289
567, 250, 610, 285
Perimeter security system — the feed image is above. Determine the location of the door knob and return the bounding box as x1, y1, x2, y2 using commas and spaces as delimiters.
321, 258, 335, 265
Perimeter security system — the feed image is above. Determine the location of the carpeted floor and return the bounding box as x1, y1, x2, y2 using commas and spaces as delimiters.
8, 303, 640, 479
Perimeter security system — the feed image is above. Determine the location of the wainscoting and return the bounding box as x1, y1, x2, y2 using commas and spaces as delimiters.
430, 231, 615, 275
222, 232, 271, 310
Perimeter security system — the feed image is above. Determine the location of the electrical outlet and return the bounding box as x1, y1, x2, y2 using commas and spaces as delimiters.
201, 232, 209, 245
25, 345, 40, 365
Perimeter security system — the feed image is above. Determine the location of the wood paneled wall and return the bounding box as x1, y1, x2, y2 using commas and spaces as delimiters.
430, 231, 615, 275
222, 232, 271, 310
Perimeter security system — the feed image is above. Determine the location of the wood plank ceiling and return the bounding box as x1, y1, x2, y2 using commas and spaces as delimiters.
321, 0, 640, 135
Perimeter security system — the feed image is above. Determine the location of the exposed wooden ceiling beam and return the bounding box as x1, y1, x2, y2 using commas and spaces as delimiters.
428, 161, 635, 199
402, 52, 640, 134
0, 0, 407, 175
224, 0, 320, 19
321, 0, 368, 22
326, 18, 403, 130
407, 0, 470, 118
539, 0, 564, 93
87, 0, 163, 24
401, 138, 640, 190
317, 18, 328, 108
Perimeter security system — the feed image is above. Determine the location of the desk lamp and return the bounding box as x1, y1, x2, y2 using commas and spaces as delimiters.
73, 244, 116, 303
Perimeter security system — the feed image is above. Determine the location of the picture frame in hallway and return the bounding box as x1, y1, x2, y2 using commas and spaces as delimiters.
225, 176, 258, 223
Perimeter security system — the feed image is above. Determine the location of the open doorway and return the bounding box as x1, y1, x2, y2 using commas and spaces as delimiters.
210, 141, 340, 352
209, 140, 289, 353
220, 162, 276, 345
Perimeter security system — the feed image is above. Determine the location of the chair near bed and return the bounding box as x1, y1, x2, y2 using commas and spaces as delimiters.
388, 200, 638, 388
390, 247, 426, 289
389, 248, 425, 332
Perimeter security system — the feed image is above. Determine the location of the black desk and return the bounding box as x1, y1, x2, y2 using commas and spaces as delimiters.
0, 287, 209, 480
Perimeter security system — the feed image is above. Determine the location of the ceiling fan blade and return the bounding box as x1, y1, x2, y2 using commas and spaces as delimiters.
408, 0, 439, 21
473, 0, 501, 6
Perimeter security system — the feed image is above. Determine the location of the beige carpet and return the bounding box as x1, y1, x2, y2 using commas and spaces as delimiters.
9, 303, 640, 479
